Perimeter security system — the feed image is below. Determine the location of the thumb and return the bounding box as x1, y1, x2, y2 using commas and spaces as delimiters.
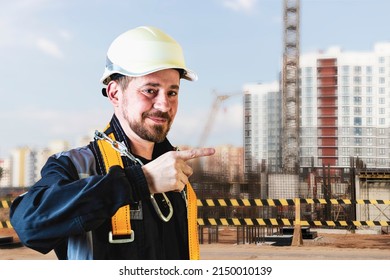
176, 148, 215, 161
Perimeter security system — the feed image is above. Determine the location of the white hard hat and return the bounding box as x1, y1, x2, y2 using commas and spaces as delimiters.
100, 26, 197, 91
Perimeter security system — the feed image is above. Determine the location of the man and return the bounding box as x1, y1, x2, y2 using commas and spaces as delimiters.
10, 26, 215, 260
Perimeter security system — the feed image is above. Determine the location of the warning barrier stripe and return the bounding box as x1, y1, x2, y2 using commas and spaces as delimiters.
301, 198, 390, 205
0, 221, 13, 229
0, 200, 12, 209
196, 198, 390, 206
197, 198, 295, 207
2, 198, 390, 209
196, 218, 390, 227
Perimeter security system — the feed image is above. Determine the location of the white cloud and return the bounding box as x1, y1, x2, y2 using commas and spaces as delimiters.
0, 1, 71, 57
221, 0, 258, 13
36, 37, 64, 59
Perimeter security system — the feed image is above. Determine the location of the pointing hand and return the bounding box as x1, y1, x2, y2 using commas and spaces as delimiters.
142, 148, 215, 194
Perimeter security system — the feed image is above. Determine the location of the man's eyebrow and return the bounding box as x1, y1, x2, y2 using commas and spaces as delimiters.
144, 82, 180, 90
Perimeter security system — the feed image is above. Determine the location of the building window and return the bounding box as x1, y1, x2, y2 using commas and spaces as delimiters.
354, 117, 362, 126
354, 148, 362, 155
367, 117, 373, 126
353, 96, 362, 105
354, 66, 362, 75
354, 127, 362, 135
305, 67, 312, 76
379, 118, 385, 125
354, 86, 361, 95
353, 77, 361, 85
354, 107, 362, 115
354, 138, 362, 146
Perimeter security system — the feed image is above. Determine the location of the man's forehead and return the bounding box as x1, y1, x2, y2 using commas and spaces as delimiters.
132, 70, 181, 87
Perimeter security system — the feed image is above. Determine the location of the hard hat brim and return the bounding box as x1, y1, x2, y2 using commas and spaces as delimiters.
100, 64, 197, 85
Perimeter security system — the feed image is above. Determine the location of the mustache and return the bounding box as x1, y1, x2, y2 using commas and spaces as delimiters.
142, 110, 171, 122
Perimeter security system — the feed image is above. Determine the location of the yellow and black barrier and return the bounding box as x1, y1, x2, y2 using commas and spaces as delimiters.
0, 200, 12, 209
197, 198, 390, 207
2, 199, 390, 229
0, 221, 12, 229
197, 218, 390, 227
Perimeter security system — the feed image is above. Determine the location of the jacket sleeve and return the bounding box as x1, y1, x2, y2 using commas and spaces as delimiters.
9, 149, 149, 254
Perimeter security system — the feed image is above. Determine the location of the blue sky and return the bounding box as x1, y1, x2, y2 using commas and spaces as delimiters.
1, 0, 389, 157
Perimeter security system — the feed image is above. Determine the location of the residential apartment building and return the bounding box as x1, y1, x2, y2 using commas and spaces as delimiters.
1, 140, 70, 188
243, 81, 282, 174
10, 147, 36, 188
300, 42, 390, 169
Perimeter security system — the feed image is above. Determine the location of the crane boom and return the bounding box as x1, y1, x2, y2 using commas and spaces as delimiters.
197, 91, 242, 147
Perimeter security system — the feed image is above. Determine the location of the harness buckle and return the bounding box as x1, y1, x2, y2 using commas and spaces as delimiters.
108, 230, 135, 244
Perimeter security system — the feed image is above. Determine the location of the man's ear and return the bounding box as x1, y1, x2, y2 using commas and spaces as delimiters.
106, 81, 121, 107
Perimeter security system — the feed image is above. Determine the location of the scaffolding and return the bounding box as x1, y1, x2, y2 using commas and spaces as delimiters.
281, 0, 301, 174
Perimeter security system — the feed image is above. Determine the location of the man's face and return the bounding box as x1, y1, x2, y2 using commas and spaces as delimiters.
118, 69, 180, 143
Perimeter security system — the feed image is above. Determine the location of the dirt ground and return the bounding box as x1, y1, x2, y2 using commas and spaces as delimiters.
1, 227, 390, 260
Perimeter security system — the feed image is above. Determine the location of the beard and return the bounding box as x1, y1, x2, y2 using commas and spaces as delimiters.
121, 97, 173, 143
129, 110, 172, 143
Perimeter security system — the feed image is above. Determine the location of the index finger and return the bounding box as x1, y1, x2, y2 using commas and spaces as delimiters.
176, 148, 215, 161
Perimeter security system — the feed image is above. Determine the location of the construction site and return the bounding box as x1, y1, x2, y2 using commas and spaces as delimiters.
187, 0, 390, 248
1, 0, 390, 259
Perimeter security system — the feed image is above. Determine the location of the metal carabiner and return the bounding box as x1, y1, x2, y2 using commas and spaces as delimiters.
150, 193, 174, 222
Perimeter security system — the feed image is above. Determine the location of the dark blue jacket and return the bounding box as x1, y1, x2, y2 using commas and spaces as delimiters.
10, 115, 189, 259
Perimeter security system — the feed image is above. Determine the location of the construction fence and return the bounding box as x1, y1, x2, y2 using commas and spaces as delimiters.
2, 197, 390, 245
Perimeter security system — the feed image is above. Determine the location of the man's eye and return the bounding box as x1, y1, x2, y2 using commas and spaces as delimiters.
144, 89, 157, 95
169, 91, 178, 97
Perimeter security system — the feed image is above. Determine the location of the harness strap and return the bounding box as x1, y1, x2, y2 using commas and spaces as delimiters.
186, 184, 200, 260
96, 129, 133, 241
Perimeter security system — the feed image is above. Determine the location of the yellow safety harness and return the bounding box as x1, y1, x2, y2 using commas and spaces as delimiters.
94, 127, 200, 259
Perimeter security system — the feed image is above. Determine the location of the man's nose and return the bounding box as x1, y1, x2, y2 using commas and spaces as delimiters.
153, 93, 170, 112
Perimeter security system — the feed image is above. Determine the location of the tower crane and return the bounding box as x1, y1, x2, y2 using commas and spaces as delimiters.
197, 90, 242, 148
